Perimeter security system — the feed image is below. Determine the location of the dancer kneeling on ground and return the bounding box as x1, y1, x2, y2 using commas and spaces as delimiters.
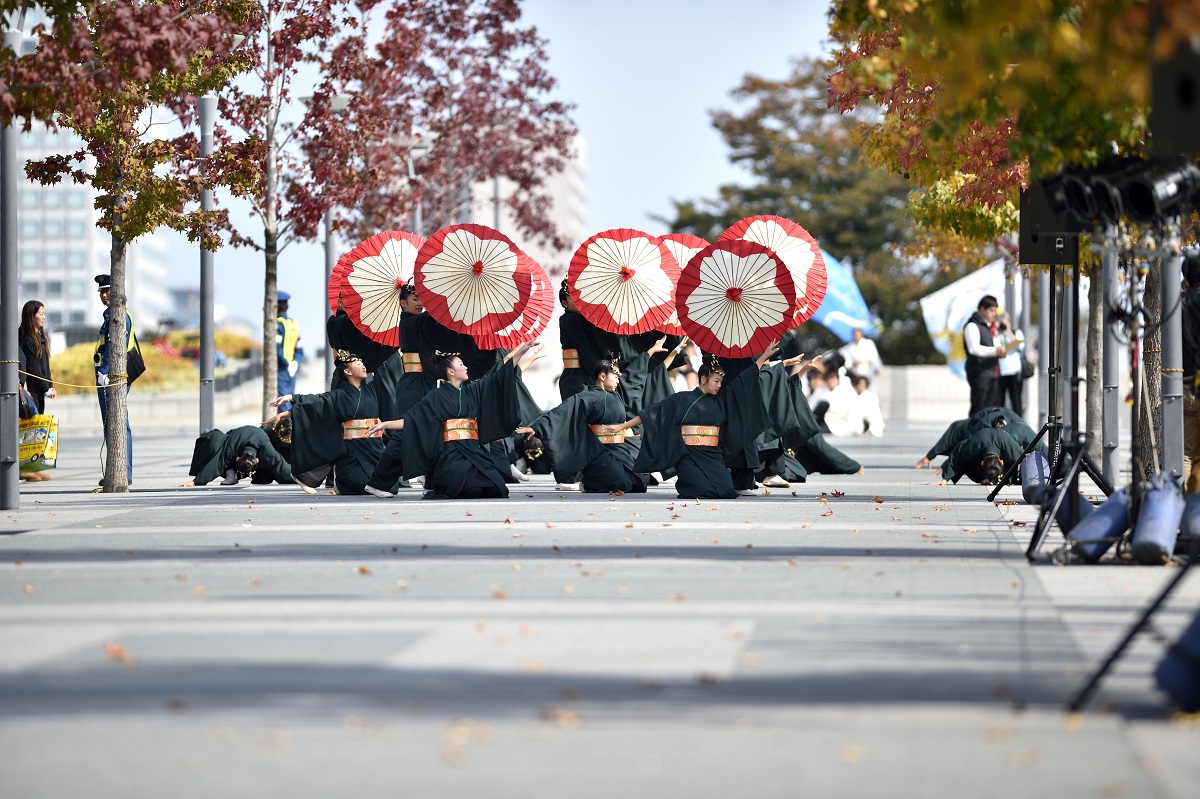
182, 425, 292, 487
270, 348, 406, 496
366, 341, 538, 500
597, 342, 807, 499
516, 348, 661, 494
915, 406, 1042, 469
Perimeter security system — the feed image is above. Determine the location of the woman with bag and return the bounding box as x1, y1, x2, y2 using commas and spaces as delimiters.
18, 300, 56, 483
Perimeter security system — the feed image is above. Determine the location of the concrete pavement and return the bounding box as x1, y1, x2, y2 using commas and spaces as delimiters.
1, 418, 1198, 798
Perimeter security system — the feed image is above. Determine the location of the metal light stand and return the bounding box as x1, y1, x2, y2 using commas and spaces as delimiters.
1024, 252, 1115, 561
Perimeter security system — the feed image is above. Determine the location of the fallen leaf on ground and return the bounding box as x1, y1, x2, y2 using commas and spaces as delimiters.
104, 642, 136, 666
358, 565, 371, 575
503, 518, 515, 524
624, 523, 634, 528
820, 510, 833, 517
873, 496, 884, 503
831, 490, 846, 498
671, 514, 682, 519
492, 590, 507, 600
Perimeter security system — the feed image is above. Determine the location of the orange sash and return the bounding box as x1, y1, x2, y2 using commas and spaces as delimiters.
442, 418, 479, 442
343, 418, 383, 440
590, 424, 627, 445
402, 352, 423, 373
562, 348, 580, 369
680, 424, 719, 447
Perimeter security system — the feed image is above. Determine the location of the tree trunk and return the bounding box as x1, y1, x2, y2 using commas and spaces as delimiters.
103, 232, 130, 493
1137, 265, 1164, 484
260, 6, 279, 420
262, 229, 278, 419
1085, 272, 1103, 464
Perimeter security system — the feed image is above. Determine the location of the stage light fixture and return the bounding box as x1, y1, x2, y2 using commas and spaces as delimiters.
1123, 155, 1200, 220
1090, 163, 1147, 223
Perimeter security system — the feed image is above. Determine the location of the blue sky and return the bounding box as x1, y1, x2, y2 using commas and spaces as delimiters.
167, 0, 832, 344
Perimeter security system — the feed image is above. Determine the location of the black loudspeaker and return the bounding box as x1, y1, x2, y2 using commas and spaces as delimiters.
1151, 35, 1200, 157
1019, 184, 1081, 266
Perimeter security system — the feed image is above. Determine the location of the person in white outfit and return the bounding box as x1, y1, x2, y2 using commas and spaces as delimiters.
838, 328, 882, 381
850, 374, 885, 437
816, 368, 859, 437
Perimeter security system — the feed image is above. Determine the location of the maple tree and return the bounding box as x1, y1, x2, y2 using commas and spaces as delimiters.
1, 0, 260, 491
663, 57, 988, 364
224, 0, 575, 417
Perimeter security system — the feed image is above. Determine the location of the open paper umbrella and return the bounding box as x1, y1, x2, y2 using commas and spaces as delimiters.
658, 233, 709, 334
414, 224, 532, 337
676, 239, 797, 359
333, 230, 424, 346
474, 254, 554, 350
719, 215, 827, 324
568, 228, 681, 335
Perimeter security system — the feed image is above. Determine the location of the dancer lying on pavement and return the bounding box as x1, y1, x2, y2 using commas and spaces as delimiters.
926, 427, 1025, 485
598, 342, 808, 499
183, 425, 292, 487
915, 406, 1042, 469
365, 341, 537, 500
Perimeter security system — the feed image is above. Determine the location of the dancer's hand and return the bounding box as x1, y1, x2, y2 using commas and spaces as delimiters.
269, 394, 292, 408
915, 457, 931, 469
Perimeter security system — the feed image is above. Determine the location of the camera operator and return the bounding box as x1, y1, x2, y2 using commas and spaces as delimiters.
964, 295, 1016, 416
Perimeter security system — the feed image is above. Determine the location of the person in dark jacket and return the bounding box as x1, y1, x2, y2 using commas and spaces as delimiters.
963, 295, 1014, 416
18, 300, 55, 415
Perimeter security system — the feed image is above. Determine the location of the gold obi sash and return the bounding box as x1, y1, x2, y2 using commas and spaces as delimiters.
442, 418, 479, 442
681, 424, 720, 447
562, 348, 580, 369
343, 418, 382, 440
402, 352, 423, 373
590, 424, 627, 445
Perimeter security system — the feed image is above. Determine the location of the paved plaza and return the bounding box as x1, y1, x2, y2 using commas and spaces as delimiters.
2, 418, 1198, 798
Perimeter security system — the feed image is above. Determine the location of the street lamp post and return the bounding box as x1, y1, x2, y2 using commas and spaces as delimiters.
198, 94, 216, 434
314, 94, 351, 387
1, 24, 31, 510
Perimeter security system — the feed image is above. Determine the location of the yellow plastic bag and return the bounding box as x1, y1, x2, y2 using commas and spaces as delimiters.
19, 414, 58, 472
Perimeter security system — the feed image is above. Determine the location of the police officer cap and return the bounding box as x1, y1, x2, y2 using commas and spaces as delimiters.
95, 274, 111, 291
277, 291, 291, 303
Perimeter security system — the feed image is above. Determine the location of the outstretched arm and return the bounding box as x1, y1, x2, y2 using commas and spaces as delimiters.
367, 418, 404, 437
597, 415, 642, 435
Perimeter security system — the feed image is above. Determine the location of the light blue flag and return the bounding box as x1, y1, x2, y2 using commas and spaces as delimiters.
811, 249, 878, 342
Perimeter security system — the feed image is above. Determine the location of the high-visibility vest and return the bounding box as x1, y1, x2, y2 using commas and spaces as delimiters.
94, 313, 138, 368
277, 316, 301, 362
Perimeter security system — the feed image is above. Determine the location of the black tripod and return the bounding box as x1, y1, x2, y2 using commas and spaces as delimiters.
985, 256, 1114, 559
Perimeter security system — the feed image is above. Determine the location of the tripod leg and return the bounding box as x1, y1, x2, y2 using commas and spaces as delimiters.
1026, 453, 1086, 561
1078, 453, 1115, 497
1068, 551, 1198, 711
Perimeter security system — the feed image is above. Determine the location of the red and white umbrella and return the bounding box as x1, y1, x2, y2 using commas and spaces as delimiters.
414, 224, 532, 337
568, 228, 681, 335
676, 239, 796, 359
333, 230, 424, 346
657, 233, 709, 334
474, 254, 554, 350
719, 215, 827, 324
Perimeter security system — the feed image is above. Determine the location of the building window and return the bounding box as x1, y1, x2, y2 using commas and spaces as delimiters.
67, 191, 86, 209
20, 251, 39, 268
44, 220, 62, 238
69, 311, 86, 324
45, 281, 63, 297
67, 279, 86, 298
67, 251, 85, 269
47, 311, 63, 325
22, 281, 39, 295
67, 220, 86, 238
43, 251, 63, 268
20, 190, 38, 209
20, 220, 39, 237
43, 190, 62, 209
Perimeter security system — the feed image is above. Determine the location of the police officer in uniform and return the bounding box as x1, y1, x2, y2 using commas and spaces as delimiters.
276, 291, 303, 411
94, 274, 136, 482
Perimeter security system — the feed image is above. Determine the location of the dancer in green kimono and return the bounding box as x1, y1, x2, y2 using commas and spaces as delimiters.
599, 343, 807, 499
184, 425, 291, 487
517, 352, 655, 494
366, 341, 537, 499
269, 348, 405, 496
915, 406, 1042, 468
928, 427, 1026, 485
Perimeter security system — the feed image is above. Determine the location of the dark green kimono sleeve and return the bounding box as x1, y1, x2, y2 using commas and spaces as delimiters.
942, 428, 1024, 484
632, 392, 690, 474
189, 430, 228, 486
465, 360, 521, 443
757, 364, 820, 450
226, 426, 291, 483
1000, 419, 1045, 456
531, 391, 605, 480
288, 392, 344, 476
399, 395, 444, 481
927, 418, 974, 460
717, 364, 769, 463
